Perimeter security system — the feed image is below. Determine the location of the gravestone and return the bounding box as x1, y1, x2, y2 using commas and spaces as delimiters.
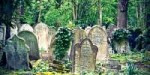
4, 35, 30, 70
114, 41, 130, 53
48, 27, 56, 50
19, 24, 33, 32
34, 22, 49, 52
18, 31, 40, 60
0, 24, 6, 60
70, 28, 86, 61
88, 25, 108, 61
72, 38, 98, 74
0, 25, 6, 43
73, 27, 86, 44
104, 59, 121, 74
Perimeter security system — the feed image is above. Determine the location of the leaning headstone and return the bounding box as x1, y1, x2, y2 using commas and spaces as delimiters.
48, 27, 56, 50
0, 24, 6, 43
72, 38, 98, 74
18, 31, 40, 60
88, 25, 108, 61
4, 35, 30, 70
19, 24, 33, 32
34, 22, 49, 52
70, 27, 86, 61
73, 27, 86, 44
0, 24, 6, 60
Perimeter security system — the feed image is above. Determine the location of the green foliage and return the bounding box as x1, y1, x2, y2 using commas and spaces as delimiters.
113, 29, 130, 43
53, 27, 73, 61
32, 61, 50, 73
102, 0, 117, 26
66, 21, 75, 29
45, 1, 72, 27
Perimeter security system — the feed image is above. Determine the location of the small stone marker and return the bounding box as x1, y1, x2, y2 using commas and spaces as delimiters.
19, 24, 33, 32
18, 31, 40, 60
72, 38, 98, 74
88, 25, 108, 61
34, 22, 49, 52
4, 35, 30, 70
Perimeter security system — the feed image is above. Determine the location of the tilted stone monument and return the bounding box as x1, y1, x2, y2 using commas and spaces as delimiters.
19, 24, 33, 32
48, 27, 56, 50
72, 38, 98, 74
34, 22, 49, 52
88, 25, 109, 61
70, 27, 86, 60
0, 24, 6, 60
4, 35, 30, 70
18, 31, 40, 60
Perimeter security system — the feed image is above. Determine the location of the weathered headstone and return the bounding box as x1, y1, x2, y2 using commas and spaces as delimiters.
4, 35, 30, 70
19, 24, 33, 32
70, 28, 86, 61
48, 27, 56, 50
0, 24, 6, 60
0, 25, 6, 43
18, 31, 40, 60
88, 25, 108, 61
114, 41, 130, 53
34, 22, 49, 52
104, 59, 121, 75
73, 27, 86, 44
72, 38, 98, 74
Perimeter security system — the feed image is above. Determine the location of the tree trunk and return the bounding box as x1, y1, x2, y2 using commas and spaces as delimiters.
117, 0, 129, 29
145, 0, 150, 28
98, 0, 102, 26
20, 0, 24, 24
38, 0, 42, 23
71, 0, 77, 21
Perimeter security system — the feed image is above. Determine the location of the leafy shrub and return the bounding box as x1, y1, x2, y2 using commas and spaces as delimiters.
32, 61, 50, 73
53, 27, 73, 61
113, 29, 130, 43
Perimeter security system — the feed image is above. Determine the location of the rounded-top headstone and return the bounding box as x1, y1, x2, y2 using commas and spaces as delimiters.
18, 31, 40, 60
4, 35, 30, 70
20, 24, 33, 32
88, 25, 108, 61
34, 22, 49, 52
72, 38, 98, 73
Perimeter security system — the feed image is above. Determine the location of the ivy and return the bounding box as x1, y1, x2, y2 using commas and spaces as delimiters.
53, 27, 73, 61
113, 29, 130, 43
